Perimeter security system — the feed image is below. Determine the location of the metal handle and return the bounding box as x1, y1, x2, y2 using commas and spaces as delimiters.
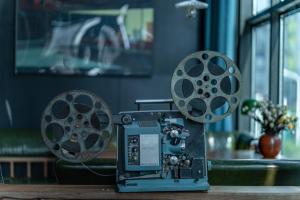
135, 99, 174, 111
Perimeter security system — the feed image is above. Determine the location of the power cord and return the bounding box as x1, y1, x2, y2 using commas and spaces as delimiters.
54, 159, 62, 183
80, 161, 115, 177
55, 159, 115, 181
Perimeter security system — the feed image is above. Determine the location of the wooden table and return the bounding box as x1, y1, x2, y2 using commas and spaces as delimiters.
0, 185, 300, 200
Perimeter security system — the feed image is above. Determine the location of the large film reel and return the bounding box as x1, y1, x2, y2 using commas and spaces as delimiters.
41, 90, 112, 163
171, 51, 241, 123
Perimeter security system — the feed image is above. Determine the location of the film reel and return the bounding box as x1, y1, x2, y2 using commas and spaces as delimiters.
41, 90, 112, 163
171, 51, 241, 123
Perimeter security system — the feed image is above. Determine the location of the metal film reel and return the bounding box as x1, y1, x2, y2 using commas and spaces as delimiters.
41, 90, 112, 163
171, 51, 241, 123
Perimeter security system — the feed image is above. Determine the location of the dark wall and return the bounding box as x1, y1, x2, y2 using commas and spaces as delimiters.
0, 0, 201, 128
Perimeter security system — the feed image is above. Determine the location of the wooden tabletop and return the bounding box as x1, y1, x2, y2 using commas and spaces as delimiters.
0, 185, 300, 200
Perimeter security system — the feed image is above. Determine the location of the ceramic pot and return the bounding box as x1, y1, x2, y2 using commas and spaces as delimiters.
258, 133, 281, 159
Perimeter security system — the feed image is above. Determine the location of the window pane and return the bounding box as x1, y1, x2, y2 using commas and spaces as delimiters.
252, 23, 270, 137
253, 0, 271, 15
271, 0, 283, 6
282, 11, 300, 159
252, 23, 270, 101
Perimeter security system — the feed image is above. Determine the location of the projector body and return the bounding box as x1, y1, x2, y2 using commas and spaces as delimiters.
116, 106, 209, 192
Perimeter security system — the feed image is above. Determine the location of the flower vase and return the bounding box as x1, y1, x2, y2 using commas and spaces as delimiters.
258, 133, 281, 159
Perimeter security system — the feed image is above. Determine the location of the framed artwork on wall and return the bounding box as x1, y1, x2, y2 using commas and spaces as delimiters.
15, 0, 154, 76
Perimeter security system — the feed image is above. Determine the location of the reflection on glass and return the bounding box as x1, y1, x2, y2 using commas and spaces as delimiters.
281, 12, 300, 159
253, 0, 271, 15
252, 23, 270, 136
16, 0, 154, 76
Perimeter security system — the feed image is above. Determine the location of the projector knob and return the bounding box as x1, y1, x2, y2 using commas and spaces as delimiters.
169, 156, 179, 165
122, 114, 132, 125
184, 159, 191, 166
132, 147, 137, 152
170, 129, 179, 138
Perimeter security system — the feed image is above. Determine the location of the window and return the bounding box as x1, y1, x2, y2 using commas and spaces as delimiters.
240, 0, 300, 159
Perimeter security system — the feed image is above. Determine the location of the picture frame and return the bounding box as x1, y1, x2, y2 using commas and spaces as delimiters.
15, 0, 154, 76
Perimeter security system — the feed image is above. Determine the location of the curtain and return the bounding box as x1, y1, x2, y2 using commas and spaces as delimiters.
205, 0, 238, 132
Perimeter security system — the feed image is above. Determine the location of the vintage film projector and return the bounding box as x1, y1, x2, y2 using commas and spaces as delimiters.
41, 51, 241, 192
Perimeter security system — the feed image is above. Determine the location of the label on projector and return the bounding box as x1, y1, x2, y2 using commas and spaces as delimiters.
140, 134, 159, 166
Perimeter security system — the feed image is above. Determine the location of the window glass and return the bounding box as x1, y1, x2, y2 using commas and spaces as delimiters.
272, 0, 284, 5
252, 24, 270, 101
253, 0, 271, 15
281, 11, 300, 159
252, 23, 271, 137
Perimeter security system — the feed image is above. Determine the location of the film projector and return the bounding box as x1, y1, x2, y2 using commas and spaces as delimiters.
41, 51, 241, 192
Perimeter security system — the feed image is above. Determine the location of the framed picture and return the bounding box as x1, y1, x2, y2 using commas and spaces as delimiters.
15, 0, 154, 76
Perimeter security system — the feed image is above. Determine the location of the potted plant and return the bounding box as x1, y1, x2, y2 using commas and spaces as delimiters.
241, 99, 297, 158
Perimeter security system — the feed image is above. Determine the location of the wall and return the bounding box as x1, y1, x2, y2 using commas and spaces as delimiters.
0, 0, 201, 128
